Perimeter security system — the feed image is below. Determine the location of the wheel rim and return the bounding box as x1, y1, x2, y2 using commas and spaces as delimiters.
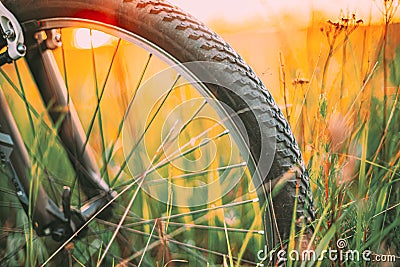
0, 18, 267, 266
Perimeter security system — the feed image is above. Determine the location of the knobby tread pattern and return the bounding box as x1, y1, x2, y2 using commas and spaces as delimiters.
5, 0, 315, 252
132, 0, 314, 228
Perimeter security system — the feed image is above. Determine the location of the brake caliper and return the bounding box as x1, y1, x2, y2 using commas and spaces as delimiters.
0, 2, 26, 65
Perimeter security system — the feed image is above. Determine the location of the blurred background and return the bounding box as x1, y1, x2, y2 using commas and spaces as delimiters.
171, 0, 400, 99
169, 0, 400, 162
168, 0, 400, 261
0, 0, 399, 265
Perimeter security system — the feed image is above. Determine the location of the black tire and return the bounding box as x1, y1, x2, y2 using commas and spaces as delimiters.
3, 0, 315, 263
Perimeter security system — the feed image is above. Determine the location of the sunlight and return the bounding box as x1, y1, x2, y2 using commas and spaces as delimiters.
74, 28, 115, 49
170, 0, 399, 24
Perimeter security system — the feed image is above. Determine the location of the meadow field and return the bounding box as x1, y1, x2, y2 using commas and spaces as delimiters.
212, 5, 400, 266
0, 1, 399, 266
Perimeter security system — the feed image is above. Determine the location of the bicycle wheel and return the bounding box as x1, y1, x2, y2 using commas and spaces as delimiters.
0, 0, 314, 266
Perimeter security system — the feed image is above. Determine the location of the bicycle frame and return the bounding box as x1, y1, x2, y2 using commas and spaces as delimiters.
0, 3, 114, 240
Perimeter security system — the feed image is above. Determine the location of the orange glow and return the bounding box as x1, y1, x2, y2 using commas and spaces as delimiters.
170, 0, 399, 25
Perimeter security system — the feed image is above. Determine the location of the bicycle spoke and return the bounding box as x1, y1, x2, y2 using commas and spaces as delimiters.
0, 241, 29, 264
0, 69, 41, 118
0, 68, 69, 203
96, 184, 141, 266
113, 122, 230, 190
99, 217, 259, 266
112, 74, 181, 183
155, 129, 230, 169
89, 38, 108, 184
80, 36, 121, 156
1, 143, 64, 207
97, 38, 122, 185
129, 53, 153, 108
137, 220, 157, 266
96, 121, 176, 266
147, 162, 247, 185
0, 20, 266, 266
100, 53, 152, 183
167, 238, 259, 266
43, 169, 62, 206
158, 98, 208, 151
160, 197, 259, 219
149, 104, 247, 172
66, 235, 130, 266
124, 198, 259, 228
112, 200, 144, 220
59, 27, 85, 204
109, 98, 207, 189
42, 177, 141, 266
177, 100, 208, 134
57, 36, 122, 204
164, 222, 263, 234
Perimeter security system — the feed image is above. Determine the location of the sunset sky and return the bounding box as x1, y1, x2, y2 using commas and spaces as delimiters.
166, 0, 399, 108
170, 0, 396, 25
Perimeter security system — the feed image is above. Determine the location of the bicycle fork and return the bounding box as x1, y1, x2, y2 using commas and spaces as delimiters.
0, 89, 68, 238
0, 18, 115, 240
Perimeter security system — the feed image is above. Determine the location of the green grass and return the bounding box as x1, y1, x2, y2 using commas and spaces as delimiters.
276, 7, 400, 266
0, 4, 399, 266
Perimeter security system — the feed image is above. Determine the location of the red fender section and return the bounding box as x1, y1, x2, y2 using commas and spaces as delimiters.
73, 10, 118, 26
